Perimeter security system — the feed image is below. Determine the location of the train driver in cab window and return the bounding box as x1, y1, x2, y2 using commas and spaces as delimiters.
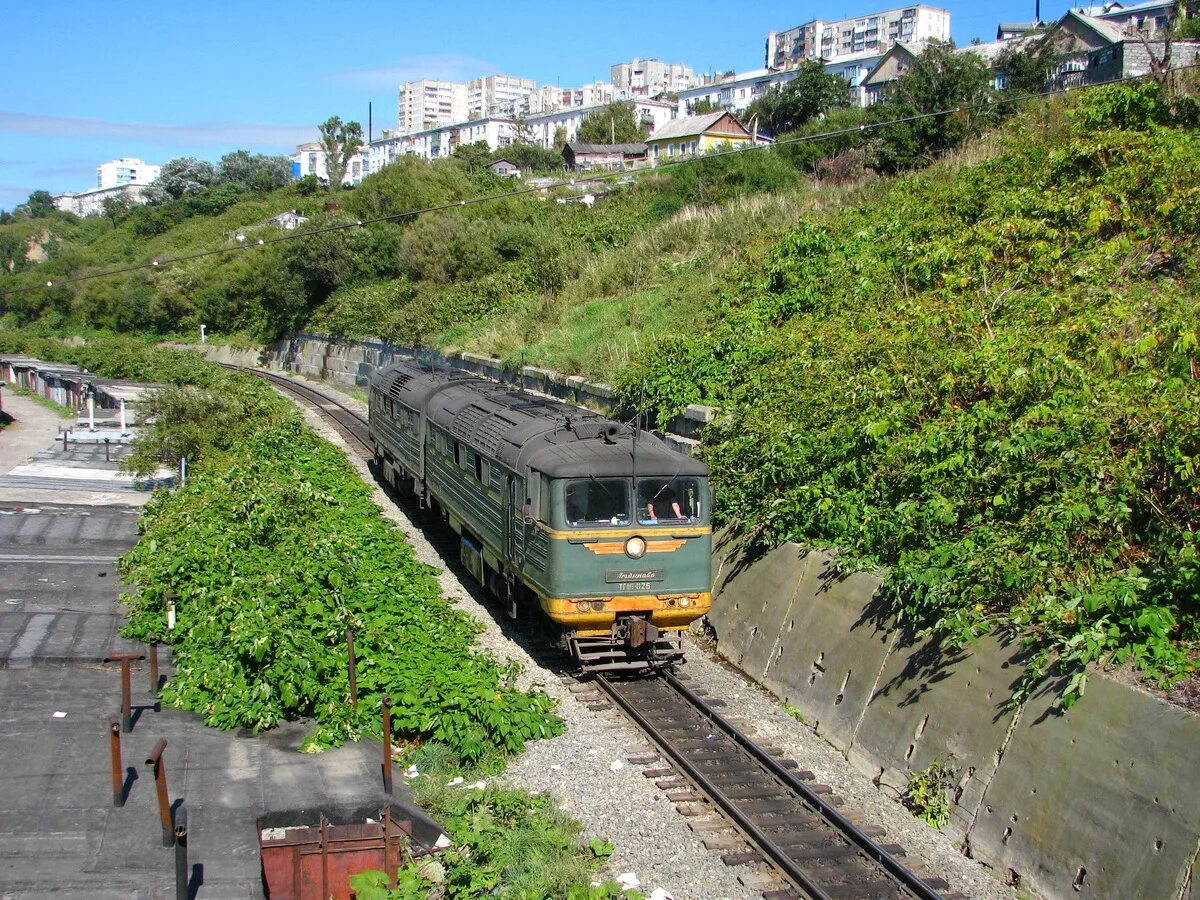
639, 478, 698, 524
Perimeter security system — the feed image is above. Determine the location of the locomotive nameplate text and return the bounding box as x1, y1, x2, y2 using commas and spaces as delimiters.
605, 569, 665, 583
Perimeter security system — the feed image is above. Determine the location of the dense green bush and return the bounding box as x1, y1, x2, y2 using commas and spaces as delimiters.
627, 83, 1200, 705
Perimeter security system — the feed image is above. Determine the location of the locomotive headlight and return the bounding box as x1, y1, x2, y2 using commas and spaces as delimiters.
679, 597, 692, 608
624, 536, 646, 559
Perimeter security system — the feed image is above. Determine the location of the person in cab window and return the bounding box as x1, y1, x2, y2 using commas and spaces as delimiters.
646, 489, 684, 523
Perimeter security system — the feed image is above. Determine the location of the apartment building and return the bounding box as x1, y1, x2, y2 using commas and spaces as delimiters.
677, 46, 889, 116
468, 74, 537, 119
96, 158, 160, 190
369, 98, 676, 164
765, 5, 950, 69
526, 81, 615, 115
291, 142, 370, 185
397, 79, 468, 134
611, 58, 699, 97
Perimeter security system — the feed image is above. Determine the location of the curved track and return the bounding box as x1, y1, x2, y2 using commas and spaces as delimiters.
236, 364, 957, 900
233, 366, 374, 458
597, 672, 954, 900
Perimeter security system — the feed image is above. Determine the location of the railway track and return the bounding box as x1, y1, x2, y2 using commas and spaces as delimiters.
593, 672, 957, 899
232, 366, 374, 458
245, 365, 960, 900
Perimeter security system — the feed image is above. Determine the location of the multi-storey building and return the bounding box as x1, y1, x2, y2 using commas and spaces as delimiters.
369, 99, 676, 164
467, 74, 538, 119
765, 5, 950, 70
527, 82, 616, 115
291, 142, 369, 185
611, 58, 698, 97
397, 79, 468, 134
677, 46, 890, 116
96, 158, 160, 190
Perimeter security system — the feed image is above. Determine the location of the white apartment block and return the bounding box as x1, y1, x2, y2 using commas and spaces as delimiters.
468, 74, 537, 118
526, 82, 615, 115
53, 183, 152, 218
678, 48, 888, 117
611, 58, 699, 97
292, 142, 370, 185
369, 99, 676, 164
765, 5, 949, 69
96, 157, 160, 190
397, 79, 468, 134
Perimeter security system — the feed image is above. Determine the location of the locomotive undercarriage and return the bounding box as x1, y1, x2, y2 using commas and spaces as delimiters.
565, 617, 685, 675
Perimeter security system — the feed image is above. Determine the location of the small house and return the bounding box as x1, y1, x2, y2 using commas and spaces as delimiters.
562, 142, 649, 171
488, 158, 522, 177
643, 112, 753, 163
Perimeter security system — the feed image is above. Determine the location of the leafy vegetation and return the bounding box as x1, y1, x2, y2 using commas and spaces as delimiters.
0, 331, 564, 758
625, 82, 1200, 706
348, 744, 643, 899
903, 760, 956, 829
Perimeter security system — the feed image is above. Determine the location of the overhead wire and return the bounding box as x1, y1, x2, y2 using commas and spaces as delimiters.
2, 62, 1196, 300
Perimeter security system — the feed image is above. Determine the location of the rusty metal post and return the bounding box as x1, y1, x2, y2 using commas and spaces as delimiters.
173, 803, 189, 900
61, 427, 69, 451
149, 642, 160, 694
346, 628, 358, 706
105, 652, 146, 732
382, 695, 393, 795
319, 815, 330, 900
108, 715, 124, 807
104, 437, 111, 462
382, 804, 397, 888
145, 739, 175, 847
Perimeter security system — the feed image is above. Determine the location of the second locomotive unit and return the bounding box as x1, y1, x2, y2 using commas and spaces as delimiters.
368, 360, 712, 672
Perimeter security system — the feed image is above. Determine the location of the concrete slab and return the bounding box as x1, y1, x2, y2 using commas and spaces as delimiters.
707, 541, 809, 677
849, 632, 1023, 844
756, 551, 897, 752
970, 674, 1200, 900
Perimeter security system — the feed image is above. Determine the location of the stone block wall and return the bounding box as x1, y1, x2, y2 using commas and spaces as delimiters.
710, 533, 1200, 900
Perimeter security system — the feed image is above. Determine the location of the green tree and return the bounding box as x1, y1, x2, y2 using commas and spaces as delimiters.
552, 125, 568, 148
576, 101, 646, 144
217, 150, 291, 193
318, 116, 364, 190
687, 98, 723, 114
876, 41, 995, 170
996, 33, 1059, 96
745, 62, 852, 135
147, 157, 217, 203
452, 141, 494, 172
0, 233, 27, 273
101, 194, 136, 227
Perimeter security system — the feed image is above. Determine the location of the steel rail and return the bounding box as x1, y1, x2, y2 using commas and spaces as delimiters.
597, 673, 837, 900
225, 365, 374, 457
596, 672, 945, 899
666, 672, 944, 900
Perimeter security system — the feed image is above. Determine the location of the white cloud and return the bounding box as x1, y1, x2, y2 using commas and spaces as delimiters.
0, 111, 314, 149
329, 54, 500, 89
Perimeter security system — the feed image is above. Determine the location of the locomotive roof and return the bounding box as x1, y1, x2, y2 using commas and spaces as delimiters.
371, 360, 707, 479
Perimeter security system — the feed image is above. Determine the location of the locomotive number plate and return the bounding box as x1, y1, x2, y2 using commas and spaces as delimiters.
605, 569, 664, 583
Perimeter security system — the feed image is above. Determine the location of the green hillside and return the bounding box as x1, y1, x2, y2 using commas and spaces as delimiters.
2, 79, 1197, 704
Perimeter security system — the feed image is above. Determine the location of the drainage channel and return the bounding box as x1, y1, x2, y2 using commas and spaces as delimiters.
595, 672, 956, 900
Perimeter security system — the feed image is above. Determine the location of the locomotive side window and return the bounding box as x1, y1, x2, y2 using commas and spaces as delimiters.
564, 478, 630, 527
638, 477, 705, 524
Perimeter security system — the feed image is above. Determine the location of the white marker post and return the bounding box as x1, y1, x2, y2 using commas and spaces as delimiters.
199, 324, 206, 344
119, 398, 127, 435
87, 391, 95, 432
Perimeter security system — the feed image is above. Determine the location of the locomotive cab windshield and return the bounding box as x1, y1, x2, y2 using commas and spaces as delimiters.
558, 476, 709, 528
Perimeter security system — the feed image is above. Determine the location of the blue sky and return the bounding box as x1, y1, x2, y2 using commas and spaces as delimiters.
2, 0, 1052, 210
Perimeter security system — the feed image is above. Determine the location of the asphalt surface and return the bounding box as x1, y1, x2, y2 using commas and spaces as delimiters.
0, 393, 441, 899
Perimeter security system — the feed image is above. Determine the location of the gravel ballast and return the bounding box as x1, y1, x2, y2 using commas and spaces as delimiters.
289, 375, 1014, 900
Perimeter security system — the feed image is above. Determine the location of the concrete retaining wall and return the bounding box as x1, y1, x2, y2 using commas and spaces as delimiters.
710, 534, 1200, 900
196, 334, 715, 449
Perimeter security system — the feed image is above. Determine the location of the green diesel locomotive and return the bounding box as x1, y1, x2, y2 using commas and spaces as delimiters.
368, 360, 712, 672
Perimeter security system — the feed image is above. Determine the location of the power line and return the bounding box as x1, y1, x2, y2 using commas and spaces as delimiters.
1, 65, 1193, 300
